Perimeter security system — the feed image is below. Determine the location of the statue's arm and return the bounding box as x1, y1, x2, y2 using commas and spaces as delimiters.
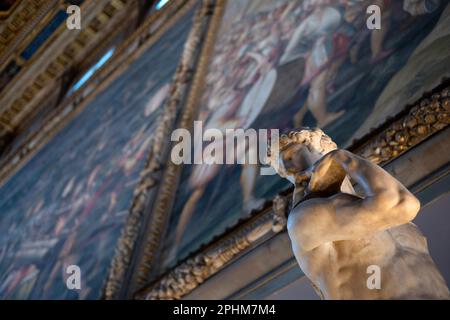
279, 21, 308, 64
288, 149, 421, 252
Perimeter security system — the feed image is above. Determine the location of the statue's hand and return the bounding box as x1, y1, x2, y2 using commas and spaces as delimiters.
307, 150, 347, 196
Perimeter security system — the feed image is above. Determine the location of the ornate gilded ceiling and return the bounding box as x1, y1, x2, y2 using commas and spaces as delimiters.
0, 0, 150, 153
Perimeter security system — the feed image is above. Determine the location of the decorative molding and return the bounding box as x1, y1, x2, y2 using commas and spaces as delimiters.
352, 84, 450, 164
136, 82, 450, 300
137, 195, 289, 300
125, 0, 225, 295
0, 0, 55, 64
0, 0, 202, 300
101, 0, 208, 299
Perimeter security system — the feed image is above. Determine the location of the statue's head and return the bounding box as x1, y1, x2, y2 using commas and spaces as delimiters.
267, 128, 337, 184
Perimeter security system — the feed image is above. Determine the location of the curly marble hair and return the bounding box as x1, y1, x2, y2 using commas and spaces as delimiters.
267, 127, 337, 176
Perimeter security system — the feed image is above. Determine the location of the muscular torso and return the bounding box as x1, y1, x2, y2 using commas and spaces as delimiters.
290, 193, 450, 300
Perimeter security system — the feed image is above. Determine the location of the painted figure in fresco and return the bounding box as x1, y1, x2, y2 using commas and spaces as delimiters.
269, 128, 450, 299
167, 2, 300, 261
278, 0, 441, 128
280, 3, 348, 128
278, 0, 395, 127
347, 0, 441, 65
0, 80, 168, 298
169, 65, 276, 261
170, 2, 333, 257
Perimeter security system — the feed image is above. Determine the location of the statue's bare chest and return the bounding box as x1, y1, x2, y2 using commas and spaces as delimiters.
297, 223, 428, 281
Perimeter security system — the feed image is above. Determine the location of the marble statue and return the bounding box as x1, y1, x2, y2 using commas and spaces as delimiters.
269, 128, 450, 299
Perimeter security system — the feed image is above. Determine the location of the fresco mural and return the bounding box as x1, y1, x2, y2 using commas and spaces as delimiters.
0, 7, 195, 299
160, 0, 447, 271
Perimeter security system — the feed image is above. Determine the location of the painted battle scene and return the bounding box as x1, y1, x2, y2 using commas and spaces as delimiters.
0, 8, 194, 299
160, 0, 448, 271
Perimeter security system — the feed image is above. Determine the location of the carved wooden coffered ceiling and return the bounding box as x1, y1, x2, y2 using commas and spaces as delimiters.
0, 0, 154, 153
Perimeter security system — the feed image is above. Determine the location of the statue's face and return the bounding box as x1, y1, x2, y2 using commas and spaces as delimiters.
277, 144, 323, 184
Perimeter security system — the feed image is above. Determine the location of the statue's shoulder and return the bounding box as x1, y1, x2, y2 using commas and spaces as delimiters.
289, 197, 333, 226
